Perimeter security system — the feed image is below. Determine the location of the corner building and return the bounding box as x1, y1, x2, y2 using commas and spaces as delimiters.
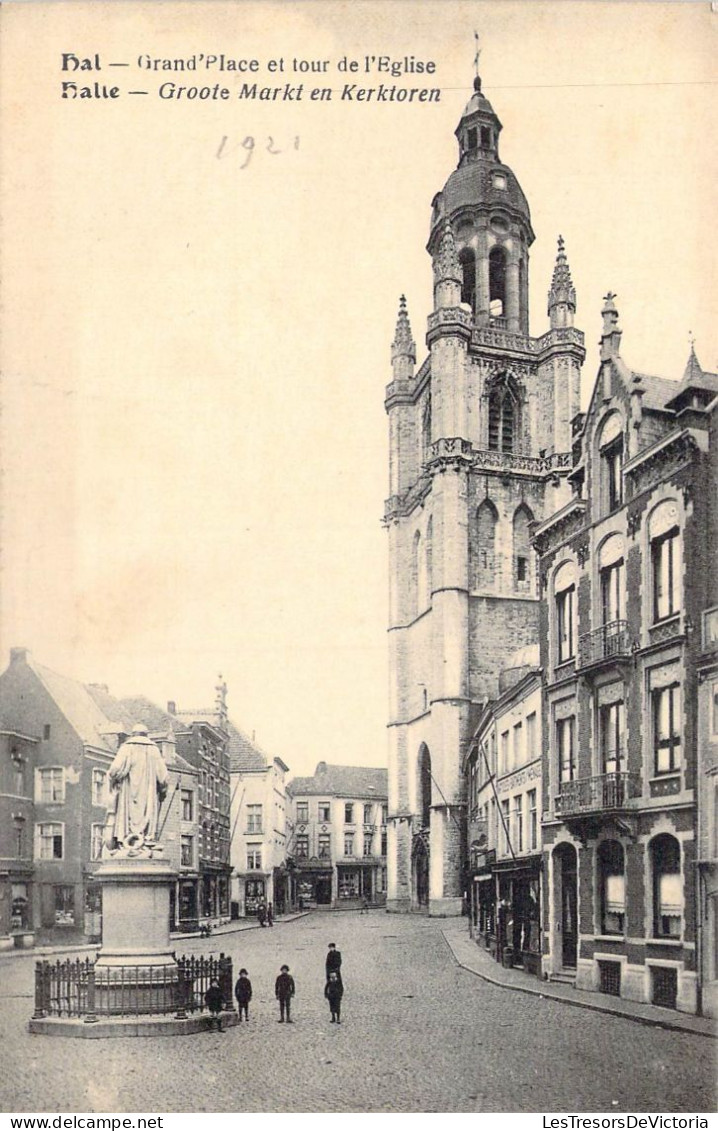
533, 305, 717, 1014
384, 75, 585, 915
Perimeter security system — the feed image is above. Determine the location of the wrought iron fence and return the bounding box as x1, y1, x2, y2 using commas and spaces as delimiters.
32, 952, 234, 1020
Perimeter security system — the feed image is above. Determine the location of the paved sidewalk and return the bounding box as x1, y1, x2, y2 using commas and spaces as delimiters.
443, 922, 717, 1040
0, 911, 309, 960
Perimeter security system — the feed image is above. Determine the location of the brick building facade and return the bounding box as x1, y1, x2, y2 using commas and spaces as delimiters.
0, 651, 230, 944
533, 304, 718, 1013
465, 647, 543, 975
384, 72, 584, 915
229, 727, 290, 918
287, 763, 388, 909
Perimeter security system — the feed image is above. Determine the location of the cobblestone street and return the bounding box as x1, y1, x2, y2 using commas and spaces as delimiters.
1, 913, 714, 1113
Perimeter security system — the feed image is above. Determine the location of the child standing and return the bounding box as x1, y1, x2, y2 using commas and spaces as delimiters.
275, 964, 295, 1023
324, 970, 344, 1024
234, 967, 252, 1021
204, 979, 224, 1032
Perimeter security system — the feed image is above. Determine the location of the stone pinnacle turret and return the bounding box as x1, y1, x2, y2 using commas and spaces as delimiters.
391, 294, 416, 381
547, 235, 577, 328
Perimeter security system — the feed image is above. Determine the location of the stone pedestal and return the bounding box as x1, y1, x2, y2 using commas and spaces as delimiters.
95, 857, 179, 1014
97, 856, 177, 963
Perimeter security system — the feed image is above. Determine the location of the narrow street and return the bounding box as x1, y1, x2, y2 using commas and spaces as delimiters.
1, 913, 714, 1113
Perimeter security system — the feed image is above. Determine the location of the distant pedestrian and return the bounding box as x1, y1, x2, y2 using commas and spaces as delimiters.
204, 979, 224, 1031
324, 970, 344, 1023
360, 897, 369, 915
267, 902, 274, 927
234, 968, 252, 1021
325, 941, 342, 986
258, 902, 267, 928
275, 964, 295, 1022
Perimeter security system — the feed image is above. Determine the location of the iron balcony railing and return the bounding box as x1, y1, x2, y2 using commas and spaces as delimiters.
579, 619, 630, 667
555, 771, 640, 817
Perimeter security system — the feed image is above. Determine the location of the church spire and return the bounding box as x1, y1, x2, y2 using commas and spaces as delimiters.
547, 235, 576, 328
682, 337, 704, 385
391, 295, 416, 381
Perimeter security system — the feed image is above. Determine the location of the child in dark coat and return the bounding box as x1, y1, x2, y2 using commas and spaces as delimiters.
324, 970, 344, 1023
234, 968, 252, 1020
275, 964, 295, 1022
204, 979, 224, 1031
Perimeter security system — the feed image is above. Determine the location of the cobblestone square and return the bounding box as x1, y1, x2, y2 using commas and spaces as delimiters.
1, 914, 714, 1113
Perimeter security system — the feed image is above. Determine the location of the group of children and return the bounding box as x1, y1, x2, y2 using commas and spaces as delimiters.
203, 941, 344, 1030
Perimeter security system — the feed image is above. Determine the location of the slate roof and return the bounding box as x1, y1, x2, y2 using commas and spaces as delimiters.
84, 683, 182, 737
288, 763, 388, 800
679, 346, 718, 394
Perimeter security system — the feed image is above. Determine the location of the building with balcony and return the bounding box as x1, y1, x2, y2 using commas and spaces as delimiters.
533, 304, 718, 1013
287, 762, 388, 909
228, 727, 290, 918
383, 67, 584, 916
696, 391, 718, 1017
464, 646, 542, 976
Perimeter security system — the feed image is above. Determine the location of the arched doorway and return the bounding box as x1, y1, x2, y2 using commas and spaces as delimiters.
553, 842, 578, 969
412, 833, 429, 908
413, 744, 432, 908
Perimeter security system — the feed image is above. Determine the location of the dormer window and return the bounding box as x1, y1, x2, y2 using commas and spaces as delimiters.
493, 173, 507, 190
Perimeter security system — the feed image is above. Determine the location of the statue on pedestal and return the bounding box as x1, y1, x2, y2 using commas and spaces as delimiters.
103, 724, 169, 857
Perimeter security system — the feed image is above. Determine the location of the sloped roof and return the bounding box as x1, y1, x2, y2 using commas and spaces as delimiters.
228, 723, 269, 773
628, 370, 680, 412
288, 763, 388, 800
679, 345, 718, 393
85, 687, 184, 738
31, 661, 116, 752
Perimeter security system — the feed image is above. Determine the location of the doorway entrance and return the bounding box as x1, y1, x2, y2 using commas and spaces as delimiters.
555, 843, 578, 968
412, 835, 429, 907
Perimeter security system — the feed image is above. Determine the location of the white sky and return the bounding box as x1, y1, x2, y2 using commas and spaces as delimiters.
1, 1, 716, 778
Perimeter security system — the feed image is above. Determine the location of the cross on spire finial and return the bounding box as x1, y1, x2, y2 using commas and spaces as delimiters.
473, 31, 481, 91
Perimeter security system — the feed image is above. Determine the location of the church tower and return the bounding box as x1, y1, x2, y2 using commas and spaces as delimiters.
384, 73, 585, 915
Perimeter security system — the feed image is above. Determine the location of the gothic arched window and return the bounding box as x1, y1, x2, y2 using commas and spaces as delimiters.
512, 504, 534, 590
488, 374, 519, 453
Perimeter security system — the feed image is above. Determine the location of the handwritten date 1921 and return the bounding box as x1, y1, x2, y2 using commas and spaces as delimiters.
216, 134, 300, 169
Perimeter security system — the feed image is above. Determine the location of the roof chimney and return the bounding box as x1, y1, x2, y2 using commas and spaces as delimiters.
167, 701, 176, 715
10, 647, 29, 665
316, 761, 327, 775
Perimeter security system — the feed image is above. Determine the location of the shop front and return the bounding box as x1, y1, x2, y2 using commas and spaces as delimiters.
294, 858, 333, 908
0, 871, 34, 950
494, 855, 542, 977
471, 850, 496, 956
177, 876, 199, 931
